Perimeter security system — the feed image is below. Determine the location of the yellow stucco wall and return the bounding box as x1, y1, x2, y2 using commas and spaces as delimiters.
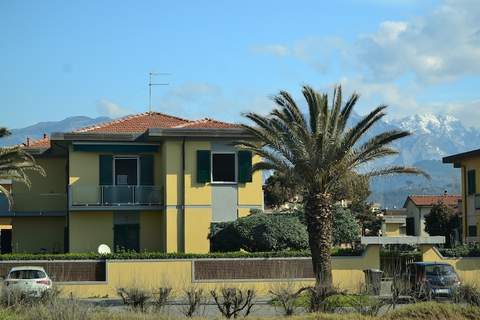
164, 208, 181, 253
69, 212, 113, 252
59, 245, 380, 298
184, 208, 211, 253
238, 154, 263, 208
11, 217, 65, 253
139, 211, 164, 252
385, 223, 401, 236
12, 157, 67, 212
162, 141, 182, 206
459, 158, 480, 240
421, 244, 480, 287
69, 149, 100, 204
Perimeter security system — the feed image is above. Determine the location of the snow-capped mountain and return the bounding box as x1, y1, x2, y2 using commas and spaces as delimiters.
366, 113, 479, 207
390, 113, 480, 165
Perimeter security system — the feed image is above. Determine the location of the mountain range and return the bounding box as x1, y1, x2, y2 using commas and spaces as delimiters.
2, 113, 475, 208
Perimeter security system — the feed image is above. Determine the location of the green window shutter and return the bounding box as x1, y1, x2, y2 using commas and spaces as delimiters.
238, 151, 253, 183
99, 155, 113, 185
197, 150, 211, 183
140, 155, 154, 186
468, 170, 476, 195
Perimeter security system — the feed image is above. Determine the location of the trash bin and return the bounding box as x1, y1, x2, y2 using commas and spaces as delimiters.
364, 269, 383, 295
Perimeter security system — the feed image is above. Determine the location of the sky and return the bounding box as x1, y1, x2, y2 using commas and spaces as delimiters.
2, 0, 480, 128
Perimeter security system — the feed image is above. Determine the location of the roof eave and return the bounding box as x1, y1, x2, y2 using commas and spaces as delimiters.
148, 128, 253, 139
51, 132, 144, 142
443, 148, 480, 164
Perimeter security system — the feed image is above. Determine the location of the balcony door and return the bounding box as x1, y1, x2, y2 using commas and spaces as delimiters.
114, 157, 139, 186
104, 157, 139, 204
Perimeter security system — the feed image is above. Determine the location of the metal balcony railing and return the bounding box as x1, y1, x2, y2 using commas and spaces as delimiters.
69, 185, 163, 207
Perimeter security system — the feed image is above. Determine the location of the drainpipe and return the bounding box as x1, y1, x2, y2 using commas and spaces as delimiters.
181, 137, 186, 253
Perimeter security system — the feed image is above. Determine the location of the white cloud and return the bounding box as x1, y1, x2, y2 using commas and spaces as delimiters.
251, 37, 346, 74
356, 0, 480, 83
96, 99, 130, 118
251, 44, 289, 57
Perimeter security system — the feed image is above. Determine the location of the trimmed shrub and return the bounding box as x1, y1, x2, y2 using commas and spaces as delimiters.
210, 213, 308, 252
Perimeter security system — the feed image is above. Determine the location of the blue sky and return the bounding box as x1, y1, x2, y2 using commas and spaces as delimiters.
2, 0, 480, 128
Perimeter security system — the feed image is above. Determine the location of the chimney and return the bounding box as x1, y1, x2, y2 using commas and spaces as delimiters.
43, 133, 47, 139
26, 137, 30, 146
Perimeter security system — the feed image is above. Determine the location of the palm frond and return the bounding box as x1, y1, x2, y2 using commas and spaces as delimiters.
367, 166, 431, 179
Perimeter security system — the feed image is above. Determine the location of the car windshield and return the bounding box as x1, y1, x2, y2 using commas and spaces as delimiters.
425, 265, 456, 277
8, 270, 46, 279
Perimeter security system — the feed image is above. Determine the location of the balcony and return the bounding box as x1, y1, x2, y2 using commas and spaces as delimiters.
69, 185, 163, 210
1, 192, 67, 215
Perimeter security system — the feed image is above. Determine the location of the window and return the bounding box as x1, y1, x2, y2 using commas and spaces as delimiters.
212, 153, 236, 183
468, 170, 476, 195
475, 195, 480, 209
469, 225, 478, 237
9, 270, 46, 279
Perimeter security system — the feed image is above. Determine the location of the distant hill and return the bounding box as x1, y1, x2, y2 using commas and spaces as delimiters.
0, 116, 110, 146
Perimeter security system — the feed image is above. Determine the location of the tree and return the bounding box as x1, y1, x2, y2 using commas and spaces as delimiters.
237, 85, 427, 291
0, 128, 45, 207
332, 206, 360, 245
264, 171, 299, 209
424, 201, 459, 247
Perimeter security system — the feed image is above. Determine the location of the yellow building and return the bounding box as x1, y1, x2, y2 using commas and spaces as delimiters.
444, 150, 480, 243
1, 112, 263, 254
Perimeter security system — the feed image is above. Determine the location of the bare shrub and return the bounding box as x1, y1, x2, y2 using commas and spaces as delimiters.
151, 287, 172, 311
23, 296, 93, 320
117, 287, 151, 312
269, 284, 307, 316
210, 287, 255, 318
180, 286, 205, 317
306, 284, 342, 313
453, 283, 480, 306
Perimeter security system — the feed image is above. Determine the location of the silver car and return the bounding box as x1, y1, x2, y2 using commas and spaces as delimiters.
4, 266, 52, 297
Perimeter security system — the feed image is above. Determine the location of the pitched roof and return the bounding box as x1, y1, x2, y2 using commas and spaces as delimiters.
404, 195, 462, 208
23, 135, 51, 149
23, 112, 239, 149
75, 112, 190, 133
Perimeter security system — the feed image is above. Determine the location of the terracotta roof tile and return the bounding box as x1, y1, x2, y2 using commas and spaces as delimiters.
76, 112, 190, 133
23, 136, 51, 149
406, 195, 462, 207
173, 118, 241, 129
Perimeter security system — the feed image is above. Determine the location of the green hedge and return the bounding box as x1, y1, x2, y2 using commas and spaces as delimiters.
0, 248, 364, 261
439, 244, 480, 257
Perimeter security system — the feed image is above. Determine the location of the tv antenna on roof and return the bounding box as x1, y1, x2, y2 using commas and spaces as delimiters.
148, 72, 171, 112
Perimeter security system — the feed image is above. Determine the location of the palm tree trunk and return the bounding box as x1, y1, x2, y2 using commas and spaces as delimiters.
305, 192, 333, 290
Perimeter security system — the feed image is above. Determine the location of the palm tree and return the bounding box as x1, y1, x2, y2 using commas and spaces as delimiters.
237, 85, 427, 291
0, 128, 45, 208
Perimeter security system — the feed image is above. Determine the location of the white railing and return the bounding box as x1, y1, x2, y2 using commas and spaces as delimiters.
70, 185, 163, 207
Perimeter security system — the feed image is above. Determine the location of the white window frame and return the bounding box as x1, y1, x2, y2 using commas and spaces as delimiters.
211, 152, 237, 184
113, 156, 140, 186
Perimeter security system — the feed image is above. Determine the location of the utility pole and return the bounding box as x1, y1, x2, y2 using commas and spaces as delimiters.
148, 72, 170, 112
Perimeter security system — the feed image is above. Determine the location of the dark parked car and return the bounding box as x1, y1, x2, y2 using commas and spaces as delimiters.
401, 262, 460, 298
